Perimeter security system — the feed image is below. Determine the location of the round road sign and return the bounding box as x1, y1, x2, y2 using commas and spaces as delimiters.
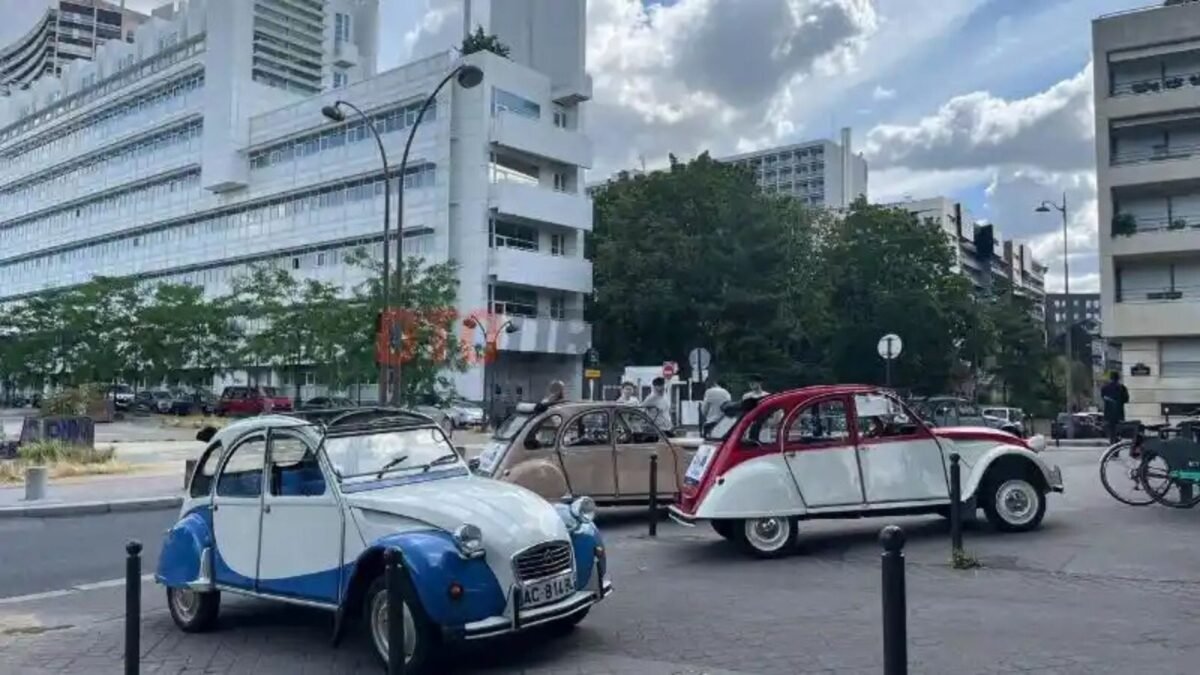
877, 334, 903, 360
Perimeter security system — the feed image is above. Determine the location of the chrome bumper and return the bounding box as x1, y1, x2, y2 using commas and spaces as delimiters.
460, 554, 612, 641
667, 505, 698, 527
1047, 464, 1064, 493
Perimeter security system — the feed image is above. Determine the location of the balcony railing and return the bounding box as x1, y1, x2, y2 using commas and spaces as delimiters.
1118, 285, 1196, 304
1112, 140, 1200, 165
1111, 71, 1200, 97
1125, 212, 1200, 233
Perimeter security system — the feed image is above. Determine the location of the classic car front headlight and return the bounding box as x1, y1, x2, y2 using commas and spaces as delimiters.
452, 523, 485, 559
569, 496, 596, 523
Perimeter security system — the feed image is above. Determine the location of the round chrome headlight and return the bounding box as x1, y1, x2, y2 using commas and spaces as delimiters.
452, 523, 485, 558
569, 496, 596, 523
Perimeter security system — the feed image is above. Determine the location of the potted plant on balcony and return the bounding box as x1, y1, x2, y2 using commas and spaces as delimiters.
1171, 218, 1189, 230
1132, 81, 1151, 94
1148, 81, 1162, 91
1191, 74, 1200, 87
1112, 212, 1138, 237
1166, 76, 1184, 89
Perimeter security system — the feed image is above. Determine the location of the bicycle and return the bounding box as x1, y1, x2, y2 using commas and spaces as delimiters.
1136, 426, 1200, 509
1100, 435, 1156, 506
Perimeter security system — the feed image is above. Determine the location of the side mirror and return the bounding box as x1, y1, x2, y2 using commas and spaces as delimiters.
196, 426, 217, 443
524, 436, 541, 450
468, 457, 481, 471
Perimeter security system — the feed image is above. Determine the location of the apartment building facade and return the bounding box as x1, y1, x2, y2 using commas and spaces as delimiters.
1095, 1, 1200, 420
0, 0, 595, 402
719, 128, 869, 209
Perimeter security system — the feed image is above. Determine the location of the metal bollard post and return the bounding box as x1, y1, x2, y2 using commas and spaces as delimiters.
948, 452, 962, 553
125, 540, 142, 675
880, 526, 907, 675
648, 453, 659, 537
385, 548, 406, 675
24, 466, 48, 501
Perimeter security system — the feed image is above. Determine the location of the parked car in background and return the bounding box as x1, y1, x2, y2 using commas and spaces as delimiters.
981, 406, 1027, 437
133, 389, 174, 413
473, 401, 703, 505
447, 398, 485, 428
167, 388, 217, 416
1051, 412, 1106, 440
109, 384, 135, 410
910, 396, 1022, 436
299, 396, 357, 410
215, 386, 293, 417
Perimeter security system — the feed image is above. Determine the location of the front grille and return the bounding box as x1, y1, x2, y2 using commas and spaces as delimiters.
513, 541, 573, 581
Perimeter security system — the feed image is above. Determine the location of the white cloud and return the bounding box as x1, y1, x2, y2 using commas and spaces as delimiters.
872, 84, 896, 101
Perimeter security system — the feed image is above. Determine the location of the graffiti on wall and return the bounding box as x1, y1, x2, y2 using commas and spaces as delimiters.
19, 416, 95, 448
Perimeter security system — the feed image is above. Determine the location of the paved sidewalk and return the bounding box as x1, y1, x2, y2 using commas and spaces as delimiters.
0, 471, 183, 508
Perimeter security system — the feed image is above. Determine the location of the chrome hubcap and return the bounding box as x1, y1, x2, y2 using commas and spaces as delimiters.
996, 480, 1038, 525
745, 517, 790, 551
171, 589, 198, 621
370, 590, 416, 664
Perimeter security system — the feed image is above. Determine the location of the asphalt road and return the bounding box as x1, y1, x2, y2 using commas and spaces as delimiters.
0, 509, 175, 598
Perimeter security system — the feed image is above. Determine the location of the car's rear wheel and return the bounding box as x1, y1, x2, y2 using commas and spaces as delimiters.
166, 587, 220, 632
365, 575, 436, 673
734, 517, 797, 558
982, 474, 1045, 532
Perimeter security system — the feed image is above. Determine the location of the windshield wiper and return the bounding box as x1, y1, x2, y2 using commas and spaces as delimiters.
375, 454, 410, 479
420, 453, 460, 472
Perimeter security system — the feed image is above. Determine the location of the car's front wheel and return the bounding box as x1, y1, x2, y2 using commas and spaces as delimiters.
166, 587, 220, 632
982, 475, 1046, 532
365, 575, 436, 673
734, 517, 798, 558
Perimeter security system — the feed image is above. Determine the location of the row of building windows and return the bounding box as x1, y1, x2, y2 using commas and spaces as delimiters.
490, 221, 568, 256
251, 69, 320, 95
255, 2, 325, 44
0, 35, 205, 146
1, 70, 205, 181
492, 88, 540, 120
250, 100, 436, 171
491, 286, 569, 320
741, 147, 825, 166
0, 119, 202, 209
0, 170, 204, 259
0, 167, 437, 287
0, 15, 53, 81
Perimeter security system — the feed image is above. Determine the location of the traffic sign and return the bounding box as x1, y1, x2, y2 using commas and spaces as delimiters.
662, 361, 678, 379
584, 368, 602, 379
877, 334, 902, 360
688, 347, 712, 372
585, 347, 600, 367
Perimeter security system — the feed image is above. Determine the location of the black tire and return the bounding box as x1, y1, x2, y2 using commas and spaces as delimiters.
711, 520, 735, 540
1137, 452, 1200, 509
1100, 441, 1156, 506
166, 587, 220, 633
981, 472, 1046, 532
364, 574, 438, 673
733, 517, 798, 558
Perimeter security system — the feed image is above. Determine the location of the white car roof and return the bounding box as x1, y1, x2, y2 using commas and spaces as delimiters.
209, 414, 318, 446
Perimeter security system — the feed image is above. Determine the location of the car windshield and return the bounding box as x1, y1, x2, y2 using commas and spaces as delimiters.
705, 412, 744, 441
326, 427, 460, 480
261, 387, 279, 397
494, 413, 531, 440
153, 391, 171, 399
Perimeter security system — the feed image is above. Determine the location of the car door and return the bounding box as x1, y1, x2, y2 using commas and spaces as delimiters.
613, 407, 677, 499
257, 428, 343, 604
854, 392, 948, 504
780, 396, 864, 508
211, 433, 267, 590
556, 409, 617, 499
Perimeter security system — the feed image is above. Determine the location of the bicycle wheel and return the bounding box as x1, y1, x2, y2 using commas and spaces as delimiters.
1137, 452, 1200, 509
1100, 441, 1156, 506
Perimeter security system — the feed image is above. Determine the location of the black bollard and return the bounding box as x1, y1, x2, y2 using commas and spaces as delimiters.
125, 540, 142, 675
385, 549, 406, 675
948, 452, 962, 553
648, 452, 659, 537
880, 526, 907, 675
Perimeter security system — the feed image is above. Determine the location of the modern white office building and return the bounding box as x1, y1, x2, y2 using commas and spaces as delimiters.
1095, 1, 1200, 420
720, 128, 869, 209
0, 0, 595, 402
1, 0, 148, 96
884, 196, 1047, 315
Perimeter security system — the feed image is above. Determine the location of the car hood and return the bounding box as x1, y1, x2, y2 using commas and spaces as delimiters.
346, 474, 571, 586
933, 426, 1028, 449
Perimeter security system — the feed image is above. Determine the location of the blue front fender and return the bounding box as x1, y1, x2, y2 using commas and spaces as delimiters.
155, 508, 213, 588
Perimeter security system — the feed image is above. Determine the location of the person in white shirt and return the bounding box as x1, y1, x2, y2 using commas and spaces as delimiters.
615, 381, 639, 405
700, 379, 731, 435
641, 377, 673, 432
742, 374, 769, 401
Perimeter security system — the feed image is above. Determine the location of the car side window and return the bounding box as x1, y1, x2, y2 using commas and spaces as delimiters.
189, 442, 222, 497
743, 407, 784, 445
615, 409, 661, 444
562, 411, 611, 448
786, 400, 850, 444
269, 434, 325, 497
527, 414, 562, 448
855, 394, 917, 440
217, 436, 266, 498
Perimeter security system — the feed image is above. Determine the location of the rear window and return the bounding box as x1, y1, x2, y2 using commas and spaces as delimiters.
705, 412, 743, 441
189, 443, 222, 497
261, 387, 279, 397
494, 413, 532, 441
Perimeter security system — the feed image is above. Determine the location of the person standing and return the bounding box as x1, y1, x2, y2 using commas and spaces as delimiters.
540, 380, 566, 407
642, 377, 673, 432
742, 374, 769, 402
615, 381, 639, 405
700, 378, 731, 435
1100, 371, 1129, 444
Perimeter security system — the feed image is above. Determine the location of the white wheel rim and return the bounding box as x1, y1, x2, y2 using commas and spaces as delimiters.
744, 517, 790, 551
995, 479, 1039, 525
370, 589, 417, 665
171, 588, 199, 621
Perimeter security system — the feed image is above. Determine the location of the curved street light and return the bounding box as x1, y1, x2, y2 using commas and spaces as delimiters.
1035, 194, 1072, 438
464, 315, 519, 427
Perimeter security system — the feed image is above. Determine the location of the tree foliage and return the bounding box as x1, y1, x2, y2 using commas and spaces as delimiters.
460, 26, 510, 58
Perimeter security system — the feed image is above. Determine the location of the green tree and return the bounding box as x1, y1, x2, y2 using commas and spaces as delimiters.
983, 284, 1052, 409
460, 26, 510, 58
135, 283, 241, 388
56, 277, 143, 386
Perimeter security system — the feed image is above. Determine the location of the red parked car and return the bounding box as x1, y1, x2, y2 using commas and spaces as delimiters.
214, 386, 293, 416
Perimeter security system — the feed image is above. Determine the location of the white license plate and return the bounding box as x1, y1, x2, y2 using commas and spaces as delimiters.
521, 572, 574, 608
684, 443, 716, 484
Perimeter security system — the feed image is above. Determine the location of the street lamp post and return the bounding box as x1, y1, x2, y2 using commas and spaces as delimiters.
391, 63, 484, 407
463, 316, 519, 428
326, 63, 484, 403
321, 100, 391, 405
1036, 193, 1073, 439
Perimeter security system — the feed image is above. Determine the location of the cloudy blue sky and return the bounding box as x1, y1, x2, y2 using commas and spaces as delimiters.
3, 0, 1151, 292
